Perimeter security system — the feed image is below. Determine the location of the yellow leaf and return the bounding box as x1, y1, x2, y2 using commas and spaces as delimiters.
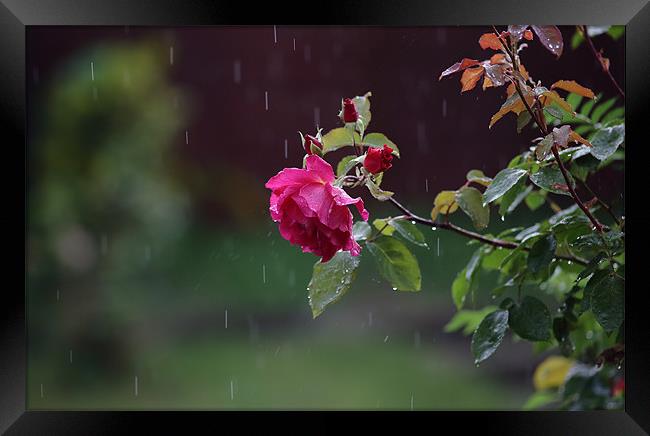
482, 76, 493, 90
569, 130, 592, 147
433, 190, 459, 215
551, 80, 595, 99
430, 205, 439, 221
533, 356, 575, 391
542, 90, 575, 115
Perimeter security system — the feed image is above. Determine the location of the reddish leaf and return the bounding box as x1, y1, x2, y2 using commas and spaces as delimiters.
439, 58, 480, 80
507, 25, 529, 40
524, 30, 534, 40
552, 125, 571, 148
531, 25, 563, 57
490, 53, 507, 64
551, 80, 595, 99
569, 130, 592, 147
551, 183, 570, 192
460, 66, 485, 93
479, 33, 503, 50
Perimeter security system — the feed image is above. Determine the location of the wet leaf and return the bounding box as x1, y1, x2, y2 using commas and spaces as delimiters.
372, 218, 396, 236
363, 132, 400, 157
321, 127, 362, 153
456, 186, 490, 230
499, 179, 531, 217
479, 32, 504, 50
471, 309, 509, 364
483, 168, 528, 205
508, 25, 530, 41
367, 236, 421, 291
352, 221, 372, 241
390, 218, 428, 248
366, 178, 394, 201
439, 58, 480, 80
431, 190, 459, 220
590, 124, 625, 160
508, 296, 552, 341
551, 80, 595, 99
530, 166, 575, 196
552, 125, 572, 148
531, 25, 564, 57
336, 155, 364, 177
535, 135, 554, 161
460, 66, 485, 93
590, 273, 624, 332
444, 306, 499, 336
527, 234, 557, 274
533, 356, 575, 391
466, 169, 492, 186
489, 92, 535, 128
308, 251, 360, 318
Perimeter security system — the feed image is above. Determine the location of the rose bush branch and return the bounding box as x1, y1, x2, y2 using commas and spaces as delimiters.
578, 25, 625, 99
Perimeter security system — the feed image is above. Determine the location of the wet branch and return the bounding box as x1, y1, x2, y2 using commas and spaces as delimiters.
387, 196, 588, 265
579, 26, 625, 99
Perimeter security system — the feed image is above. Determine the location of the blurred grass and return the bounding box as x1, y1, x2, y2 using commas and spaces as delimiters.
29, 336, 527, 410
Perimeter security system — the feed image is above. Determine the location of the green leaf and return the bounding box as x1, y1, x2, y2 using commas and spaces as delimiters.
466, 169, 492, 187
530, 165, 575, 196
527, 234, 557, 274
591, 97, 617, 123
508, 296, 552, 341
523, 391, 558, 410
499, 179, 531, 218
451, 268, 470, 310
483, 168, 528, 205
517, 111, 533, 133
590, 273, 624, 332
372, 218, 395, 236
525, 190, 546, 211
321, 127, 362, 154
535, 135, 554, 161
444, 306, 499, 336
362, 132, 400, 157
575, 252, 606, 283
352, 221, 372, 241
367, 236, 421, 291
455, 186, 490, 230
336, 155, 364, 177
471, 309, 509, 364
366, 178, 394, 201
307, 251, 360, 318
590, 124, 625, 161
390, 218, 428, 248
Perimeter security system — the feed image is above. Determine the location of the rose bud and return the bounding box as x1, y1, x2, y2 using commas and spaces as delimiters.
363, 144, 394, 174
341, 98, 359, 123
265, 155, 369, 262
303, 134, 323, 156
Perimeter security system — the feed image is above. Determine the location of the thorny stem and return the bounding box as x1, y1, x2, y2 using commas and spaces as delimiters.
387, 195, 588, 265
579, 26, 625, 99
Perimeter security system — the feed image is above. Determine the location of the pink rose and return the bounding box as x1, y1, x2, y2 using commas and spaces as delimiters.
265, 155, 369, 262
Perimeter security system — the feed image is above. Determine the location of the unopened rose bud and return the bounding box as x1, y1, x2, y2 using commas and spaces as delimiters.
341, 98, 359, 123
303, 134, 323, 155
363, 144, 394, 174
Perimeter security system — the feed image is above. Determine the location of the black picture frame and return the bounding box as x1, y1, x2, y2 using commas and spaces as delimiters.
2, 0, 649, 433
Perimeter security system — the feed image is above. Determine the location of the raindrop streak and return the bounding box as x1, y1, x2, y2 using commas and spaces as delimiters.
284, 139, 288, 159
442, 99, 447, 118
185, 130, 189, 145
262, 264, 267, 284
314, 107, 320, 129
368, 312, 373, 327
265, 91, 269, 111
224, 309, 228, 329
273, 25, 277, 44
384, 335, 389, 343
169, 46, 174, 65
230, 380, 234, 400
90, 61, 95, 81
40, 384, 44, 398
410, 395, 414, 411
425, 179, 429, 192
233, 60, 241, 84
274, 346, 281, 356
436, 238, 440, 256
69, 349, 73, 364
134, 376, 138, 397
293, 38, 296, 52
